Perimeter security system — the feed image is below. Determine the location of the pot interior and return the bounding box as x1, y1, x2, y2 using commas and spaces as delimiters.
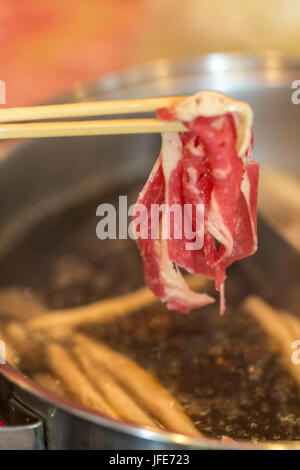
0, 54, 300, 444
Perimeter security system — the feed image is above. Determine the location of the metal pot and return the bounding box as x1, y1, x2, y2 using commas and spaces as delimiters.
0, 53, 300, 450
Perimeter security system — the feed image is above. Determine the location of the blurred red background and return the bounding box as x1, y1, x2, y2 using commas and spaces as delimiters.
0, 0, 145, 106
1, 0, 300, 107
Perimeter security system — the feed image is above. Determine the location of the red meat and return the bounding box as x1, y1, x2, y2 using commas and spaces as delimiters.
133, 92, 259, 314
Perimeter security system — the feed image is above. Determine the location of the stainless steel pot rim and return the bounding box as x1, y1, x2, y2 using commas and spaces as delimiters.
0, 363, 235, 449
1, 51, 300, 450
61, 50, 300, 103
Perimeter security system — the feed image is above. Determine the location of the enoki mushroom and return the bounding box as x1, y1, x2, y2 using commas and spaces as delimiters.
242, 296, 300, 388
0, 288, 46, 320
74, 345, 159, 430
73, 334, 200, 437
46, 342, 118, 420
0, 279, 205, 436
26, 275, 207, 332
44, 337, 199, 435
4, 322, 43, 365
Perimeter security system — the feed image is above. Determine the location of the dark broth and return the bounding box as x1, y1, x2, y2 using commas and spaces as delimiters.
0, 181, 300, 441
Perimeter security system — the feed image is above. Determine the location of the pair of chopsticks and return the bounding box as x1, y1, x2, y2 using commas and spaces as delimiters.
0, 96, 189, 140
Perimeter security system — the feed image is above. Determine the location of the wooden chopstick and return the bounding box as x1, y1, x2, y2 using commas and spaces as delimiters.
0, 96, 189, 139
0, 119, 188, 139
0, 96, 187, 123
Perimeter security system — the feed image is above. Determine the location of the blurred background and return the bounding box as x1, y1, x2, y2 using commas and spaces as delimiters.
1, 0, 300, 107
